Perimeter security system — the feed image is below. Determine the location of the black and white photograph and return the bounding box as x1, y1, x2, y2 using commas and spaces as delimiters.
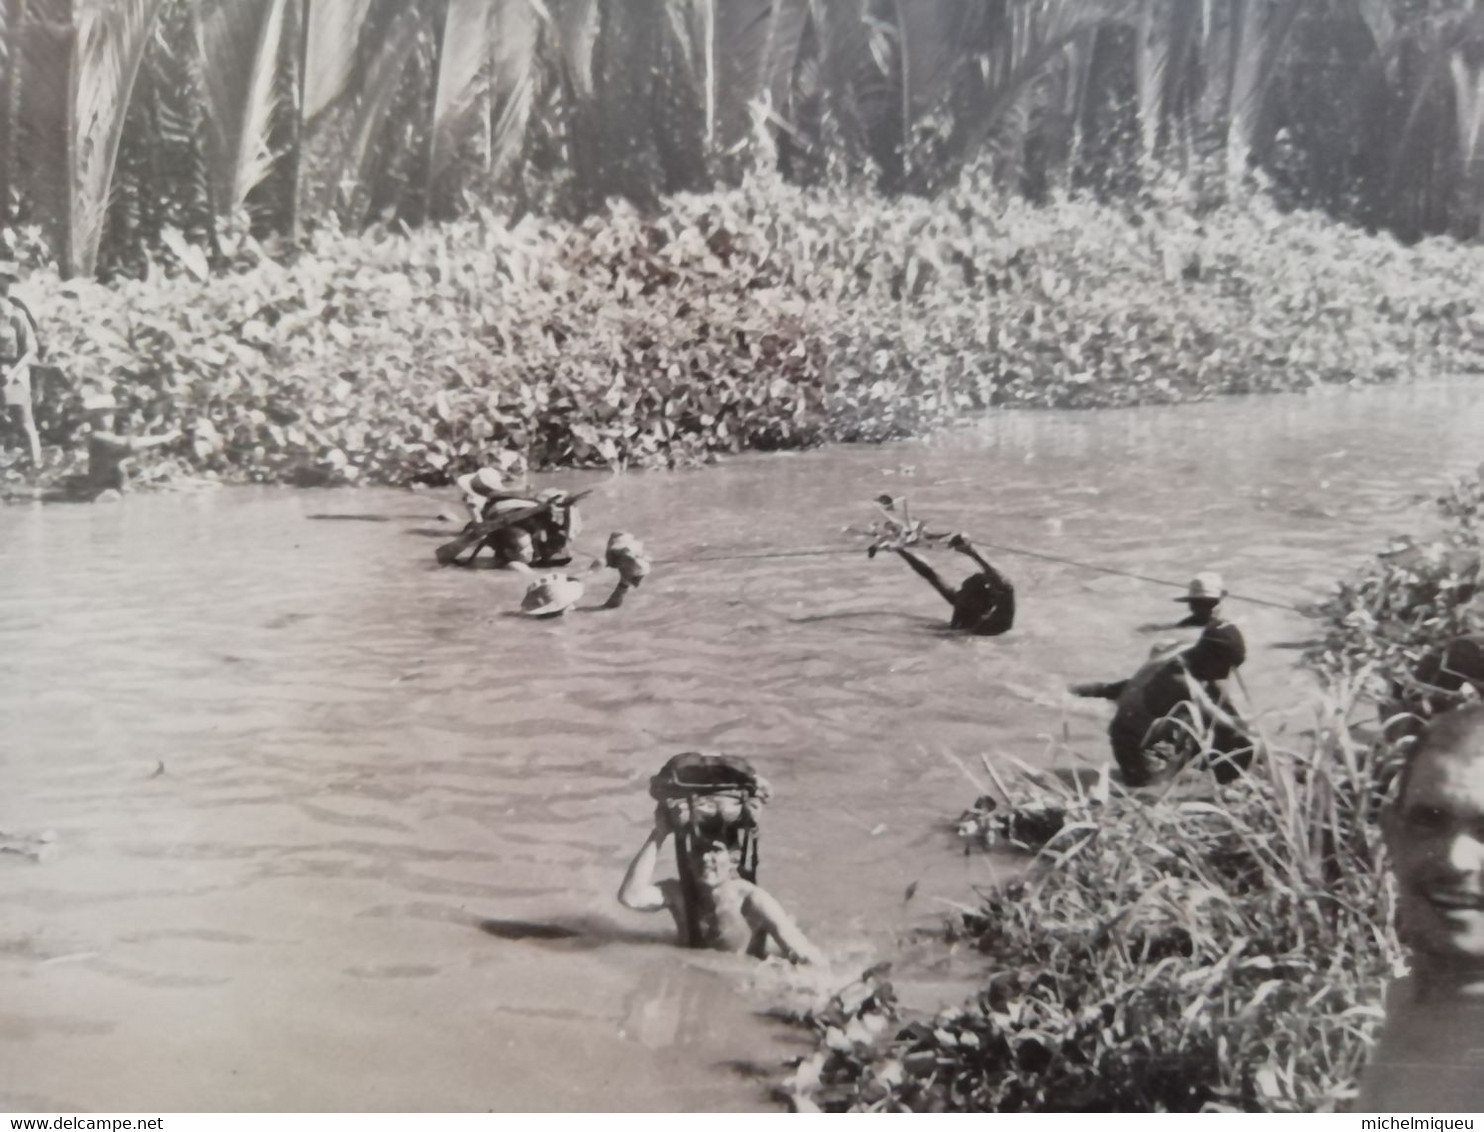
3, 0, 1484, 1117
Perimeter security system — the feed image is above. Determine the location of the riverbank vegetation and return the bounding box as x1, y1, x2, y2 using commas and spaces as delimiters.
782, 472, 1484, 1112
783, 690, 1399, 1112
7, 1, 1484, 487
6, 177, 1484, 490
1309, 469, 1484, 707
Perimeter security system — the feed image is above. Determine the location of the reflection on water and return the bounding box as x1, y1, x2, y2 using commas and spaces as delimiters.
2, 382, 1482, 1111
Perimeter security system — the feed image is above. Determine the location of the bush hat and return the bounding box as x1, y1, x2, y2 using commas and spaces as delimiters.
520, 573, 584, 617
457, 467, 506, 495
1176, 572, 1227, 603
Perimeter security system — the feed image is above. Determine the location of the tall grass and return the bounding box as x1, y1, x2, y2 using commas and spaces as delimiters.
786, 682, 1401, 1112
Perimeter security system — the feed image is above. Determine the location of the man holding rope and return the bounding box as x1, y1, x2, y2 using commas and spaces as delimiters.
875, 532, 1016, 636
1071, 616, 1253, 786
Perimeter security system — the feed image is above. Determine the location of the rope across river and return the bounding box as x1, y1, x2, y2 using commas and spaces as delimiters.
434, 487, 1307, 614
650, 540, 1307, 614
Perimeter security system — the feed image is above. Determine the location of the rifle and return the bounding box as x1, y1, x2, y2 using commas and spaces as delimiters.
435, 488, 594, 566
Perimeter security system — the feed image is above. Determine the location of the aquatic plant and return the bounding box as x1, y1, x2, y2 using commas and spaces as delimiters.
1308, 470, 1484, 716
784, 685, 1401, 1112
4, 178, 1483, 491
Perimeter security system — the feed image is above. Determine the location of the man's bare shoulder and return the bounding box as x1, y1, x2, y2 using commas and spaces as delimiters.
736, 881, 786, 917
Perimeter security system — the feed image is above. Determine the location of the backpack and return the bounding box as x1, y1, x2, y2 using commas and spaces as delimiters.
648, 752, 764, 801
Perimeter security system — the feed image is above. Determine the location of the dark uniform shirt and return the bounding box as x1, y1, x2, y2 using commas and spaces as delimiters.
951, 563, 1015, 636
1106, 619, 1248, 785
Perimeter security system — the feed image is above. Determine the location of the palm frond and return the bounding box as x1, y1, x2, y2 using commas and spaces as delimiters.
334, 1, 427, 225
19, 0, 168, 277
302, 0, 377, 122
489, 0, 543, 175
549, 0, 598, 102
1134, 0, 1199, 165
195, 0, 287, 213
1225, 0, 1302, 181
945, 0, 1122, 184
712, 0, 811, 157
428, 0, 492, 184
1446, 29, 1484, 176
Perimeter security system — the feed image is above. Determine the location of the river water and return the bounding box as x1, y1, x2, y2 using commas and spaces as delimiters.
2, 382, 1482, 1112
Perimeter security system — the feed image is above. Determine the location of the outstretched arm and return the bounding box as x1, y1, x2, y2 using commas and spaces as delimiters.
744, 886, 824, 965
893, 548, 958, 608
129, 428, 182, 452
1070, 679, 1129, 701
617, 819, 672, 913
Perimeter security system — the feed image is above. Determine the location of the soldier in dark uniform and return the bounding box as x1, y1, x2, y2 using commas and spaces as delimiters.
879, 533, 1015, 636
1072, 619, 1251, 786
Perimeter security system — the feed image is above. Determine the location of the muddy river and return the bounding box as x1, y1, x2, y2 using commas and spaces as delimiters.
3, 382, 1481, 1111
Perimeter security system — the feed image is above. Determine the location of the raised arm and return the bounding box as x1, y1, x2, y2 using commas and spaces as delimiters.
617, 817, 672, 913
743, 885, 824, 965
893, 547, 959, 607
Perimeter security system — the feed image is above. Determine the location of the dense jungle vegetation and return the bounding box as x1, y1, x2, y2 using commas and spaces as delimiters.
5, 0, 1484, 276
2, 2, 1484, 486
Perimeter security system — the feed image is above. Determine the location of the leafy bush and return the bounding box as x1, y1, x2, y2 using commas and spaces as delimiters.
784, 695, 1400, 1112
5, 176, 1484, 488
1307, 471, 1484, 717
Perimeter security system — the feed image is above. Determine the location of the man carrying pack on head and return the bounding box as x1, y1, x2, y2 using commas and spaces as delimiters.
618, 752, 823, 964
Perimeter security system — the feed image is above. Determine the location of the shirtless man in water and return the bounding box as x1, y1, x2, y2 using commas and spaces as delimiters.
618, 813, 824, 964
79, 393, 180, 498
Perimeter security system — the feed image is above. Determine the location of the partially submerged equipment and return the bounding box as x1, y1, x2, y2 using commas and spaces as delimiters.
648, 752, 769, 948
435, 488, 592, 566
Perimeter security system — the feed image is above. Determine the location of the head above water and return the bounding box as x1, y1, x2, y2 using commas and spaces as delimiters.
1387, 705, 1484, 977
691, 839, 742, 889
1177, 572, 1226, 606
